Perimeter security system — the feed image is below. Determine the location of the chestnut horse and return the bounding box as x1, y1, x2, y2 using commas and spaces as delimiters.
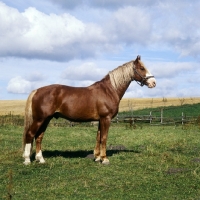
23, 55, 156, 165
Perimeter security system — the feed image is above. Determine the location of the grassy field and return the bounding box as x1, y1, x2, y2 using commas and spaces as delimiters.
0, 123, 200, 199
119, 97, 200, 112
1, 97, 200, 115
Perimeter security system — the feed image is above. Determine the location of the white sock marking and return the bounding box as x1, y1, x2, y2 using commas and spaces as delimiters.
35, 150, 45, 163
23, 143, 31, 164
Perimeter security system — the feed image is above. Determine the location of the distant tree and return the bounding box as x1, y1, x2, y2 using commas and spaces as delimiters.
179, 98, 185, 106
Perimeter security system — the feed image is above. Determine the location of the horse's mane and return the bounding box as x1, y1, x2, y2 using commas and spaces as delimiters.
108, 60, 134, 89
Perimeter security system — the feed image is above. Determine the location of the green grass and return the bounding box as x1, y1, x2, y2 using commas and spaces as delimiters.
119, 103, 200, 118
0, 123, 200, 199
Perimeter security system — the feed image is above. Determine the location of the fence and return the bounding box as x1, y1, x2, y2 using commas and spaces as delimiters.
113, 113, 198, 126
0, 110, 199, 127
0, 113, 24, 126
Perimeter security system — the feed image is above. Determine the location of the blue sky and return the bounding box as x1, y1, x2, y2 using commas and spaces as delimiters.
0, 0, 200, 99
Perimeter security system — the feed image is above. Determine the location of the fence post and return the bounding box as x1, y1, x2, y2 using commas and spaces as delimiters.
150, 111, 152, 124
160, 108, 163, 124
132, 117, 134, 125
182, 112, 184, 125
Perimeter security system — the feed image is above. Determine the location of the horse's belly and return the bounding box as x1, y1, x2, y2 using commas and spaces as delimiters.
59, 105, 99, 122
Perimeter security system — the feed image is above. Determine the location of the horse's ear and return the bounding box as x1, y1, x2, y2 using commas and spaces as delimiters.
135, 55, 141, 63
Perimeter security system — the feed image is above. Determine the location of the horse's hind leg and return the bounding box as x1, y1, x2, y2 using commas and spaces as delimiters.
23, 120, 43, 165
35, 117, 51, 163
23, 143, 32, 165
94, 126, 101, 162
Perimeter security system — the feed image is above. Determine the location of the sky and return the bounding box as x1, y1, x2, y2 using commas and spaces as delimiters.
0, 0, 200, 100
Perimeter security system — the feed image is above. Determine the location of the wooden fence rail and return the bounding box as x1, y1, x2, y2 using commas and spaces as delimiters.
112, 114, 197, 126
0, 112, 199, 127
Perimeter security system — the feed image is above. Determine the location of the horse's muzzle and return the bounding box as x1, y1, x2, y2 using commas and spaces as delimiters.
147, 77, 156, 88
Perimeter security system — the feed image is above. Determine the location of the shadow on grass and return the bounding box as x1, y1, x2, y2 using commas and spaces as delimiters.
30, 144, 141, 161
32, 149, 140, 160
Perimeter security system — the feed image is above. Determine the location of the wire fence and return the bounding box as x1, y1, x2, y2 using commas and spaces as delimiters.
0, 109, 200, 127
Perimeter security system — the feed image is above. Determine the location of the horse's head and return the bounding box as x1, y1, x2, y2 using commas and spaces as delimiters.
133, 55, 156, 88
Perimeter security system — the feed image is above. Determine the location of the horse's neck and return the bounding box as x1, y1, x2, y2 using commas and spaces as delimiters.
115, 81, 132, 100
99, 75, 131, 101
108, 63, 134, 99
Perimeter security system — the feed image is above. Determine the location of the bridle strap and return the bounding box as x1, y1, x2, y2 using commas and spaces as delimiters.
133, 67, 155, 87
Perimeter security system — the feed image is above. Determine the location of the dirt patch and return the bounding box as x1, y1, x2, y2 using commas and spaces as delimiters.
108, 144, 127, 151
191, 158, 200, 163
166, 168, 190, 175
85, 154, 94, 159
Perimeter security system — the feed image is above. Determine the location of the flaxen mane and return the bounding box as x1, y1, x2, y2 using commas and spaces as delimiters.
109, 61, 134, 89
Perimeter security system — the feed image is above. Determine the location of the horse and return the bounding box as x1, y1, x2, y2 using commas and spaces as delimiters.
22, 55, 156, 165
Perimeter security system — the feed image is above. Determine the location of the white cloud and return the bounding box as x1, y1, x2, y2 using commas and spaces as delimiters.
105, 6, 152, 45
0, 2, 29, 55
6, 71, 48, 94
1, 1, 200, 61
0, 3, 106, 60
7, 76, 33, 94
149, 1, 200, 58
22, 8, 85, 51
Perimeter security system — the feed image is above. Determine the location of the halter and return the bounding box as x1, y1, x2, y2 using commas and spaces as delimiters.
133, 67, 155, 87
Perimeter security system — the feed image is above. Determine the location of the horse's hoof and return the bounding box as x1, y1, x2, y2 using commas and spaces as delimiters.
102, 158, 110, 165
23, 161, 31, 165
36, 157, 45, 164
95, 157, 101, 162
39, 160, 45, 164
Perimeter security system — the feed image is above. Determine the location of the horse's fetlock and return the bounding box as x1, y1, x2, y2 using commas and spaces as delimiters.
102, 158, 110, 165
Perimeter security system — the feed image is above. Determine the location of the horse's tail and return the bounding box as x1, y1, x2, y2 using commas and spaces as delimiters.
23, 90, 37, 151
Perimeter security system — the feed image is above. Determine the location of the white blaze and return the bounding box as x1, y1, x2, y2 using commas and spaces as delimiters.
146, 70, 156, 88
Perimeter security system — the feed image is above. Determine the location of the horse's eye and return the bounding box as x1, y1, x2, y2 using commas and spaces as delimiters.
140, 67, 145, 71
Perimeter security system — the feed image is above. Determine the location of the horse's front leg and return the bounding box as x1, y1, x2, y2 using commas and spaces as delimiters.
35, 132, 45, 163
94, 127, 101, 162
99, 117, 111, 165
